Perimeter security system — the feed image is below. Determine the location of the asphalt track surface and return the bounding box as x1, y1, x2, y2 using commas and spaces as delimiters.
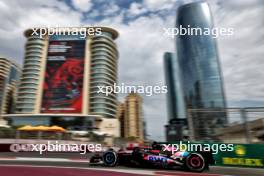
0, 152, 263, 176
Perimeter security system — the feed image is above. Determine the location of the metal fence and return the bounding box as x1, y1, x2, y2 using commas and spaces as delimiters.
187, 107, 264, 144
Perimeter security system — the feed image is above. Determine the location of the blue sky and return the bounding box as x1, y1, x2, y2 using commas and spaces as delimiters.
0, 0, 263, 140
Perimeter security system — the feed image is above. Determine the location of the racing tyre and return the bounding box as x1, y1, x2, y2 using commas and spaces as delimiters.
184, 153, 206, 172
102, 151, 118, 167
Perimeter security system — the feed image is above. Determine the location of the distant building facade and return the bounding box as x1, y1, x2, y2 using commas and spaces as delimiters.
118, 93, 144, 141
117, 102, 125, 138
0, 58, 21, 125
164, 52, 178, 120
164, 52, 187, 141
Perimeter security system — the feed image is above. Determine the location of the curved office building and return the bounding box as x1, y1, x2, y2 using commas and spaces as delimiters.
176, 2, 226, 110
89, 31, 118, 118
7, 27, 120, 137
16, 36, 45, 113
176, 2, 227, 139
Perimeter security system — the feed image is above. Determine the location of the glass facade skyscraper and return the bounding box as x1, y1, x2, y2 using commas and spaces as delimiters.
164, 53, 187, 141
176, 2, 226, 111
165, 2, 227, 141
164, 52, 177, 120
164, 52, 186, 120
176, 2, 227, 139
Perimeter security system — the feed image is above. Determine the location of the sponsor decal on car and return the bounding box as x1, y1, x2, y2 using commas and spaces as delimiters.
146, 155, 168, 162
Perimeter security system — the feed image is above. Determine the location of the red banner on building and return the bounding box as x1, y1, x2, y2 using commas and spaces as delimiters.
41, 40, 85, 113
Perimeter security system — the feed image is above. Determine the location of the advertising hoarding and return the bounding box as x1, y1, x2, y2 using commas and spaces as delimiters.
41, 37, 85, 113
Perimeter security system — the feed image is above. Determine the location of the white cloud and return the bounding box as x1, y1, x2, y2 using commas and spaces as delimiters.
0, 0, 82, 63
143, 0, 177, 11
128, 3, 147, 16
210, 0, 264, 105
102, 3, 120, 16
71, 0, 92, 12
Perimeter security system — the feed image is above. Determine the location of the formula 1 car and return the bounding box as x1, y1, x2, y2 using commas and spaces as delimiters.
90, 143, 215, 172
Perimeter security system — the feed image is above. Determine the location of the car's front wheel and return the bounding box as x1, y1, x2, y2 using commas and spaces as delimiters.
102, 151, 118, 167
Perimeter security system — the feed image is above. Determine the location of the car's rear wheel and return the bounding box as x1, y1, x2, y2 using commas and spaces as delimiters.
184, 153, 206, 172
102, 151, 118, 167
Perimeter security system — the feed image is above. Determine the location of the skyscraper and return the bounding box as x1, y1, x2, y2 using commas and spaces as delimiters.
176, 2, 226, 111
164, 52, 187, 141
164, 52, 177, 121
165, 2, 227, 141
5, 27, 120, 137
177, 2, 227, 140
164, 52, 186, 120
0, 58, 21, 125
